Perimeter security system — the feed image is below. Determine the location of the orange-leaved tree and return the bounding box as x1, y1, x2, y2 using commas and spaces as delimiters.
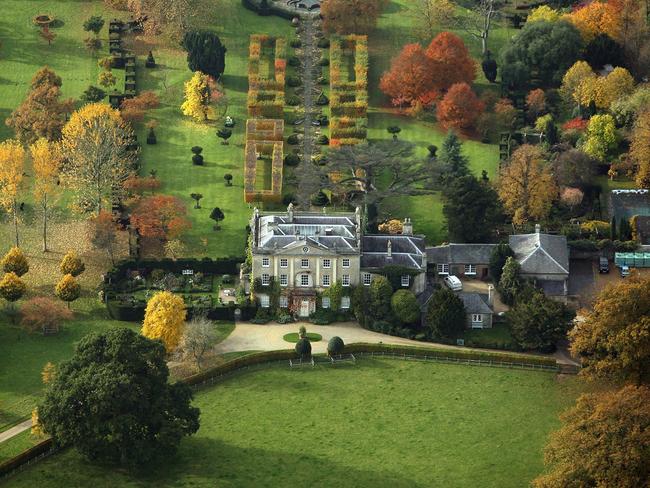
436, 83, 484, 132
321, 0, 384, 34
564, 1, 619, 42
30, 138, 62, 252
425, 32, 476, 93
631, 108, 650, 188
0, 139, 25, 247
379, 43, 437, 110
130, 195, 191, 242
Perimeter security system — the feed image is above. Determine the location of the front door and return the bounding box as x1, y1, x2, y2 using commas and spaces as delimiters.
300, 300, 310, 318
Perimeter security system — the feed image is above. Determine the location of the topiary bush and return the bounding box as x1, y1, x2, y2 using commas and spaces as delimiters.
192, 154, 204, 166
287, 134, 300, 145
316, 93, 329, 106
191, 146, 203, 155
146, 127, 157, 145
284, 153, 301, 166
327, 336, 344, 356
288, 56, 300, 67
145, 50, 156, 68
287, 75, 302, 87
311, 190, 329, 207
316, 134, 329, 145
319, 57, 330, 66
317, 115, 329, 126
295, 337, 312, 358
290, 38, 301, 48
317, 38, 330, 48
286, 95, 301, 106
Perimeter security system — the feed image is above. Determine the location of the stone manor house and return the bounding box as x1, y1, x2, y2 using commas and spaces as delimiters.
249, 205, 427, 318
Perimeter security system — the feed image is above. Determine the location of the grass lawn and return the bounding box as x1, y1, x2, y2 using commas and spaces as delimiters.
4, 358, 581, 487
0, 299, 139, 428
282, 332, 322, 343
462, 323, 515, 350
0, 431, 38, 464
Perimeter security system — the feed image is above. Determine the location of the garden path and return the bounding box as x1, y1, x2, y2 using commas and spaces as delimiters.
0, 419, 31, 444
296, 17, 320, 207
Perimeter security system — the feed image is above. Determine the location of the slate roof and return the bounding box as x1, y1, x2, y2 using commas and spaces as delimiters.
509, 233, 569, 276
361, 235, 426, 271
426, 243, 497, 265
457, 292, 493, 315
255, 212, 359, 253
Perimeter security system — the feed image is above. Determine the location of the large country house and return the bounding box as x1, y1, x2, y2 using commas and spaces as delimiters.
249, 205, 427, 317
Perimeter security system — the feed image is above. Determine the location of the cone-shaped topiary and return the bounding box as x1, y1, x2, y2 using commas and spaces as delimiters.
60, 251, 85, 277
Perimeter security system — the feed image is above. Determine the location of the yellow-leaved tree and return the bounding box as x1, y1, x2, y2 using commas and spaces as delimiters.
560, 61, 596, 105
60, 103, 136, 215
527, 5, 561, 24
564, 1, 619, 42
30, 138, 62, 252
1, 247, 29, 277
142, 291, 186, 352
498, 145, 558, 226
181, 72, 211, 122
631, 108, 650, 188
598, 67, 635, 109
0, 140, 25, 247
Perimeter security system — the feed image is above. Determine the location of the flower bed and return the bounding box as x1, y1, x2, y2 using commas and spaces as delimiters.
248, 35, 286, 117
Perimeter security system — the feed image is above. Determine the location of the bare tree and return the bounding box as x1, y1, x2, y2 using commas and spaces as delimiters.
178, 315, 216, 370
455, 0, 497, 56
411, 0, 456, 41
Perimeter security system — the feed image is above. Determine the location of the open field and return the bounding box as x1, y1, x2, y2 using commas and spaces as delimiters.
3, 358, 581, 487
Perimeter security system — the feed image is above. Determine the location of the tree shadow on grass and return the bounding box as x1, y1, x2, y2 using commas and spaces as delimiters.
132, 436, 426, 488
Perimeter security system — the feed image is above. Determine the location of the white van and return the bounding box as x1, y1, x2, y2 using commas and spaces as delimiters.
443, 275, 463, 291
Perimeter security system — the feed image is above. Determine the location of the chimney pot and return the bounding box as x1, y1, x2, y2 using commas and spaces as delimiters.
535, 223, 541, 234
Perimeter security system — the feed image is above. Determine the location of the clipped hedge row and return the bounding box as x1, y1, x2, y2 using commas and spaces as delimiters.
104, 257, 243, 288
0, 439, 54, 477
241, 0, 295, 19
344, 343, 557, 367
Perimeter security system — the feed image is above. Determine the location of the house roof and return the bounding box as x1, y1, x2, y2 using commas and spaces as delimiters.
254, 210, 360, 253
457, 292, 493, 315
509, 233, 569, 276
361, 235, 426, 271
426, 243, 497, 265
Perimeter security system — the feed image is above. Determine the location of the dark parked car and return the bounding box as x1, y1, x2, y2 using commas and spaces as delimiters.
599, 257, 609, 273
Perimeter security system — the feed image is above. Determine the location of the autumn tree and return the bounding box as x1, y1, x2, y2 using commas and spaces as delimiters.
181, 72, 212, 122
178, 315, 216, 370
181, 31, 227, 81
119, 91, 160, 124
0, 139, 25, 246
583, 114, 618, 162
6, 67, 73, 144
560, 60, 596, 105
21, 297, 73, 334
55, 274, 81, 309
498, 145, 557, 225
126, 0, 193, 40
570, 275, 650, 384
142, 291, 186, 352
61, 103, 136, 215
565, 0, 619, 42
60, 251, 85, 277
321, 0, 383, 35
436, 83, 484, 132
1, 247, 29, 277
411, 0, 456, 41
130, 195, 191, 243
379, 43, 437, 110
90, 211, 118, 265
493, 98, 518, 132
527, 5, 561, 24
631, 109, 650, 187
30, 138, 62, 252
526, 89, 546, 120
533, 385, 650, 488
426, 32, 476, 93
41, 362, 56, 384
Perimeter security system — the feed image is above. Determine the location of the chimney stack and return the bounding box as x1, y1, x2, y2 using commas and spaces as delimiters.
535, 223, 541, 234
487, 284, 494, 308
403, 218, 413, 236
387, 240, 392, 260
288, 202, 294, 223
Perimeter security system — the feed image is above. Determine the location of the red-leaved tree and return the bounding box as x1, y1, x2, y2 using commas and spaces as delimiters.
436, 83, 484, 132
426, 32, 476, 93
130, 195, 191, 242
379, 43, 438, 109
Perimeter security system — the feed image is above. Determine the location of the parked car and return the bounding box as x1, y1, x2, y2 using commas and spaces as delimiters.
599, 257, 609, 273
620, 265, 630, 277
443, 275, 463, 291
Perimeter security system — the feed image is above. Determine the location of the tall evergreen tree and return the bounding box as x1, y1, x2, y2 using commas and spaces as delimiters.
443, 175, 503, 242
498, 256, 522, 306
181, 31, 227, 81
619, 217, 632, 240
437, 131, 470, 183
489, 243, 514, 282
425, 287, 466, 339
610, 216, 617, 240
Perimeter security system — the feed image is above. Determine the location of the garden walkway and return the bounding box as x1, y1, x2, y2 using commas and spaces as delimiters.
0, 419, 31, 444
296, 16, 321, 207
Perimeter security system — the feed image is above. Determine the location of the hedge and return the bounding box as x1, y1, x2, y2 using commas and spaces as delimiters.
241, 0, 295, 19
104, 257, 244, 288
